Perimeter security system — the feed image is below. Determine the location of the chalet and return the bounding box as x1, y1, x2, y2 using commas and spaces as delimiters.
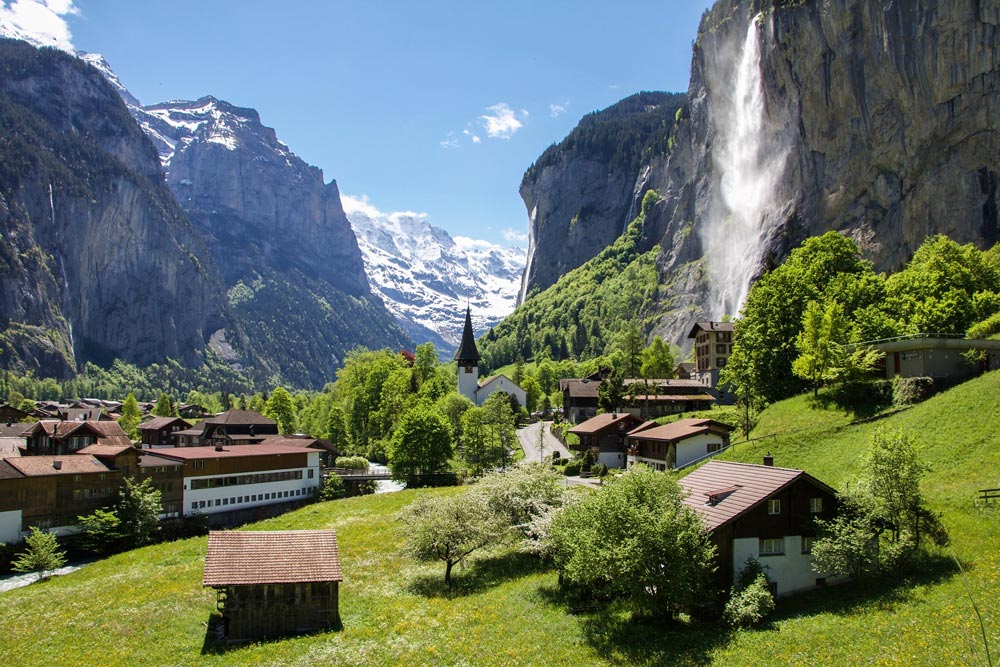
203, 529, 342, 641
175, 410, 279, 447
0, 403, 31, 423
560, 370, 605, 423
679, 459, 842, 596
674, 362, 696, 380
263, 436, 339, 467
865, 335, 1000, 380
177, 403, 212, 419
57, 406, 110, 422
567, 412, 643, 468
150, 444, 321, 516
137, 452, 184, 518
622, 378, 716, 419
0, 455, 121, 539
626, 418, 735, 470
138, 416, 192, 448
20, 420, 132, 456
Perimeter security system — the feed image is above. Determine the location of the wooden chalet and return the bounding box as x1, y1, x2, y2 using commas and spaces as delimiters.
622, 378, 716, 419
627, 418, 735, 470
136, 452, 184, 518
175, 410, 278, 447
679, 460, 841, 596
567, 412, 643, 468
138, 416, 192, 448
203, 530, 342, 640
0, 403, 31, 424
20, 420, 132, 456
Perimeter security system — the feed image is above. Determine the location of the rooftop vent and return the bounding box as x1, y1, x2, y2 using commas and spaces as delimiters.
763, 453, 774, 467
53, 460, 62, 470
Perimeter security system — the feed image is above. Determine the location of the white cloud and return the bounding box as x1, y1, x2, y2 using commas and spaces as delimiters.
472, 135, 481, 144
549, 102, 568, 118
340, 193, 381, 218
479, 102, 527, 139
439, 131, 461, 149
0, 0, 78, 52
502, 228, 528, 244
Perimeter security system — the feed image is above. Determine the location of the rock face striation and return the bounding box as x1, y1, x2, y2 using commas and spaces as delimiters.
0, 39, 242, 376
517, 92, 685, 301
516, 0, 1000, 349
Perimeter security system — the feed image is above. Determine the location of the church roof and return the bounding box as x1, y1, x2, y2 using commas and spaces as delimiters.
454, 306, 481, 363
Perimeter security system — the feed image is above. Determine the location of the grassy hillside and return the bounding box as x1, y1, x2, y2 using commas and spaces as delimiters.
1, 374, 998, 666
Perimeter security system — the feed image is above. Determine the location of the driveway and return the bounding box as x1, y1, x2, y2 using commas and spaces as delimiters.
516, 421, 571, 464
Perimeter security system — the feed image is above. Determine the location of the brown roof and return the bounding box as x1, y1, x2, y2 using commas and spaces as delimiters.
264, 436, 337, 452
6, 455, 112, 477
138, 416, 190, 431
203, 530, 342, 587
626, 418, 734, 442
0, 437, 24, 457
625, 394, 716, 402
686, 321, 735, 338
149, 444, 315, 462
88, 421, 133, 447
0, 459, 25, 480
0, 422, 32, 437
559, 378, 602, 399
567, 412, 638, 436
77, 444, 135, 457
204, 410, 276, 426
678, 460, 833, 532
137, 453, 185, 468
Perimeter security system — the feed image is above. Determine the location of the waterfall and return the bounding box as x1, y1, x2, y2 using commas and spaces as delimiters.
702, 14, 789, 318
517, 205, 538, 305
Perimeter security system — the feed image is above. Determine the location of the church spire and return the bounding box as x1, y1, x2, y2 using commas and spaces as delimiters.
454, 305, 480, 364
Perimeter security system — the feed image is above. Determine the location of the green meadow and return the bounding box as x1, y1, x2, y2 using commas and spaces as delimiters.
1, 373, 998, 666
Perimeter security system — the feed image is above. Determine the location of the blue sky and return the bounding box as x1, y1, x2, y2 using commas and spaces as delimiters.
4, 0, 713, 246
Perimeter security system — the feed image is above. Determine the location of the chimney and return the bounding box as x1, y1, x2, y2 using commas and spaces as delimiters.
763, 453, 774, 467
53, 460, 62, 470
215, 445, 225, 452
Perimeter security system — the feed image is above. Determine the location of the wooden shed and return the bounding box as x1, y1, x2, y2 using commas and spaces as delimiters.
203, 529, 342, 640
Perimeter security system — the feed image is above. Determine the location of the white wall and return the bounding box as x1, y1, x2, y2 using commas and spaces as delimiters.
183, 456, 320, 515
675, 432, 725, 468
0, 509, 21, 544
476, 376, 526, 408
732, 536, 844, 596
598, 451, 626, 469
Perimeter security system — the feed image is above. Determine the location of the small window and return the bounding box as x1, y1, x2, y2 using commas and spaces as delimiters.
767, 499, 781, 515
222, 498, 229, 506
707, 442, 721, 453
810, 497, 823, 513
308, 469, 315, 479
760, 538, 784, 556
802, 536, 815, 554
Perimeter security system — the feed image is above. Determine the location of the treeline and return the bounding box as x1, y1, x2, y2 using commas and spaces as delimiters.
722, 232, 1000, 407
480, 191, 664, 373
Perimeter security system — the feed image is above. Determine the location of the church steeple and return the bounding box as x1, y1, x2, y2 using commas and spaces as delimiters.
454, 306, 480, 365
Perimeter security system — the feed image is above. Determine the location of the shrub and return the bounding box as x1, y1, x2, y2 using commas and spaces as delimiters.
723, 572, 775, 628
592, 463, 608, 477
581, 448, 596, 469
551, 451, 561, 465
319, 474, 346, 501
892, 377, 935, 406
335, 456, 370, 470
563, 462, 581, 476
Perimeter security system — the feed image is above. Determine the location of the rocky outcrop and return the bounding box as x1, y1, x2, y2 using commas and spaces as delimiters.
647, 0, 1000, 345
149, 97, 410, 387
0, 39, 242, 376
518, 92, 685, 301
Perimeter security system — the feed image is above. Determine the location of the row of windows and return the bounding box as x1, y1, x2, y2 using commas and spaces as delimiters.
189, 469, 311, 490
759, 536, 815, 556
72, 487, 116, 501
766, 497, 824, 515
189, 487, 310, 510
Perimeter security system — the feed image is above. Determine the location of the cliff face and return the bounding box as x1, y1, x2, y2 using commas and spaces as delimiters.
0, 40, 240, 376
147, 97, 410, 387
642, 0, 1000, 343
518, 92, 685, 301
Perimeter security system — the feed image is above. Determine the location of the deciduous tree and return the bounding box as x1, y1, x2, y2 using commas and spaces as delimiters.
118, 393, 142, 441
388, 402, 453, 482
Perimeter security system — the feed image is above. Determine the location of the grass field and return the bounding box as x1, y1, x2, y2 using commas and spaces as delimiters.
1, 374, 998, 666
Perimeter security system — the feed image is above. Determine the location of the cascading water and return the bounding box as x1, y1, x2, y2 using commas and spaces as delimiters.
702, 14, 789, 319
517, 205, 538, 305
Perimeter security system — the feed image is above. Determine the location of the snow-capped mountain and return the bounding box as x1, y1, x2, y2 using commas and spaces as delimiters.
345, 196, 526, 353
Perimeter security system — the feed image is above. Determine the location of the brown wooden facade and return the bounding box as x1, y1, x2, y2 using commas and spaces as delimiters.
216, 581, 340, 640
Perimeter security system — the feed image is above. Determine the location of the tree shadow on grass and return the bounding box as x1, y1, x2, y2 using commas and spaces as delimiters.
406, 550, 550, 598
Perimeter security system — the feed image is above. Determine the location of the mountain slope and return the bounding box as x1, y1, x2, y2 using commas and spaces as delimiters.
0, 39, 249, 377
346, 197, 524, 353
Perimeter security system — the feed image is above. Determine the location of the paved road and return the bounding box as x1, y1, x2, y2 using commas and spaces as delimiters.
516, 421, 571, 464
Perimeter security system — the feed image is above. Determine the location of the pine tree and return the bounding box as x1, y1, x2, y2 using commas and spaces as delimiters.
12, 527, 67, 581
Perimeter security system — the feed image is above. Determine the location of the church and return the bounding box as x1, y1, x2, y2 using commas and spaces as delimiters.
455, 307, 527, 408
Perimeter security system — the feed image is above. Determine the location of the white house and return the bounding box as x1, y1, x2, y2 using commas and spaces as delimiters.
626, 418, 735, 469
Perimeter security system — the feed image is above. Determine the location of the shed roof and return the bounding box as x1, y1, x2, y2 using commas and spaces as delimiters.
203, 530, 343, 586
77, 444, 135, 457
627, 418, 734, 442
568, 412, 638, 436
678, 460, 834, 532
138, 416, 191, 431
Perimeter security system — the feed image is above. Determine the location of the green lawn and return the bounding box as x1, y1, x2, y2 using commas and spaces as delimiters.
1, 373, 998, 666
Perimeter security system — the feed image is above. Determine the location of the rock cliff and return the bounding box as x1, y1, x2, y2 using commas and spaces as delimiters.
0, 39, 243, 376
518, 92, 685, 301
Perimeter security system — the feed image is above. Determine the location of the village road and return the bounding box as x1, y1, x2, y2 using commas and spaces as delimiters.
516, 421, 571, 463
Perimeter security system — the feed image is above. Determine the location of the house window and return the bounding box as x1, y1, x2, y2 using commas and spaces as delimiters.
802, 536, 815, 554
767, 499, 781, 515
810, 497, 823, 513
308, 469, 315, 479
194, 461, 206, 470
760, 538, 784, 556
707, 442, 721, 453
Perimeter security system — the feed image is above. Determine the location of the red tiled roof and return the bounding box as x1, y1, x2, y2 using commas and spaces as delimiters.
150, 444, 314, 461
0, 459, 25, 479
7, 455, 112, 477
568, 412, 637, 436
679, 460, 831, 531
203, 530, 342, 586
626, 418, 734, 442
77, 444, 134, 457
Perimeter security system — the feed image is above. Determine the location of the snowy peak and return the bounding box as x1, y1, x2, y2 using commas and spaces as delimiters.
345, 196, 525, 350
77, 52, 141, 108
